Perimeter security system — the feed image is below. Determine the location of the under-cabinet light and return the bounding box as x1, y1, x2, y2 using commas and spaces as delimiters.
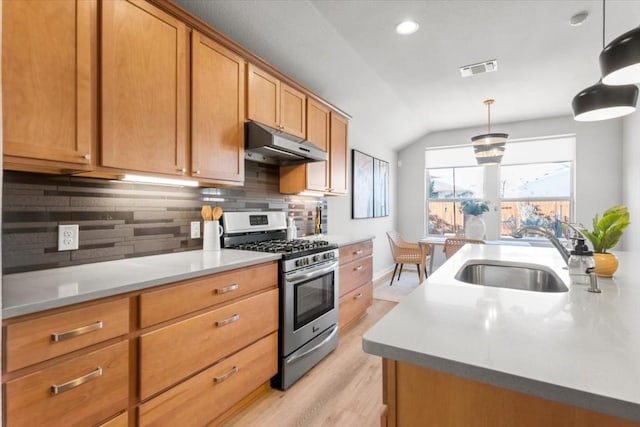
121, 174, 199, 187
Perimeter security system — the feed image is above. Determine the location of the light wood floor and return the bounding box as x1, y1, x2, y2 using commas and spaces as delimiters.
223, 299, 397, 427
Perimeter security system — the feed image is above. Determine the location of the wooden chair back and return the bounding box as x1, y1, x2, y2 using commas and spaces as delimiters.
443, 237, 484, 259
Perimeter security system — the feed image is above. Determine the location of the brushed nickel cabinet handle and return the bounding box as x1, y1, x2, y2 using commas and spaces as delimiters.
354, 293, 364, 300
82, 154, 91, 160
178, 167, 186, 173
215, 314, 239, 327
214, 284, 239, 295
51, 321, 103, 342
354, 249, 363, 255
354, 265, 363, 271
213, 366, 238, 384
193, 170, 201, 175
51, 367, 102, 395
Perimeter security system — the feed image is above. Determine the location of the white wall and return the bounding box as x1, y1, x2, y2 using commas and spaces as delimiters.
397, 115, 624, 249
622, 108, 640, 251
327, 124, 396, 280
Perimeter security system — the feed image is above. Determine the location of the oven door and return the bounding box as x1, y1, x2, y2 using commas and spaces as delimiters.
282, 259, 339, 356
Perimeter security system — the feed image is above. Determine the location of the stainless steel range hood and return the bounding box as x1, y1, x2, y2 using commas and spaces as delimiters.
244, 121, 327, 166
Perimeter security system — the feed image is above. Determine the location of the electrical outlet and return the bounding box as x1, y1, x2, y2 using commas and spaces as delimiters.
58, 224, 79, 251
190, 221, 201, 239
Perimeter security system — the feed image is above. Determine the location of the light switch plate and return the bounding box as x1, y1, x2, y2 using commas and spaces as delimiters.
58, 224, 79, 251
191, 221, 201, 239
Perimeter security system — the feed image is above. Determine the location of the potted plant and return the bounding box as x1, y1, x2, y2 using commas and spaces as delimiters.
581, 205, 630, 277
460, 200, 489, 239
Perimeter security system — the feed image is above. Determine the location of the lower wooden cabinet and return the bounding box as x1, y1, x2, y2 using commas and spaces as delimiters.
138, 332, 277, 426
3, 261, 279, 427
383, 359, 638, 427
338, 240, 373, 331
5, 341, 129, 427
139, 288, 278, 399
338, 282, 373, 329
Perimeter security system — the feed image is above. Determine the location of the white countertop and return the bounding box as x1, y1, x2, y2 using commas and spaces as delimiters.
363, 244, 640, 422
2, 250, 281, 319
301, 234, 374, 247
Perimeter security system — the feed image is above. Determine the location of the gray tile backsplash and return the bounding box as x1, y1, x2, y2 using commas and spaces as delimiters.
2, 162, 327, 274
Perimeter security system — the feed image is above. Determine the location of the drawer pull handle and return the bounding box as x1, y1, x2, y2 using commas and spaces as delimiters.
51, 367, 102, 395
214, 284, 239, 294
354, 293, 364, 300
213, 366, 238, 384
354, 265, 363, 271
354, 249, 363, 255
215, 314, 240, 327
51, 321, 103, 342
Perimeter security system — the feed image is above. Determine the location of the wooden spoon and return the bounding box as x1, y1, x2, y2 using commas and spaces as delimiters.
212, 206, 223, 221
201, 205, 212, 221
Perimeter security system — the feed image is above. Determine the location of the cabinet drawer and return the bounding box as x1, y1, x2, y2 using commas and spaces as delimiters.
339, 256, 372, 296
5, 341, 129, 427
339, 240, 373, 264
139, 288, 278, 400
5, 298, 129, 372
339, 282, 372, 330
139, 332, 277, 426
98, 411, 128, 427
139, 261, 277, 327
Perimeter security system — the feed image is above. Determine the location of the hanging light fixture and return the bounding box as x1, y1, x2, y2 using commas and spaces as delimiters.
572, 0, 638, 121
600, 19, 640, 85
471, 99, 507, 166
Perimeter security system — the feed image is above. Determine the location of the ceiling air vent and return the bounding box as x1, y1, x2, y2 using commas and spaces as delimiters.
460, 59, 498, 78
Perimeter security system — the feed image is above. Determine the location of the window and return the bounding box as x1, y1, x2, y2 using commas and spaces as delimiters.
426, 146, 485, 235
426, 136, 575, 238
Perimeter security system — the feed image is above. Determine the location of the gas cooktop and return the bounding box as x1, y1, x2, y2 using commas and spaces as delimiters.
229, 238, 337, 259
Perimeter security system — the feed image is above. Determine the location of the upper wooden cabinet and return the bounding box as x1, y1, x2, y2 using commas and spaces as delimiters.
2, 0, 95, 172
329, 112, 349, 194
247, 64, 306, 139
191, 31, 245, 185
101, 0, 188, 176
280, 104, 348, 195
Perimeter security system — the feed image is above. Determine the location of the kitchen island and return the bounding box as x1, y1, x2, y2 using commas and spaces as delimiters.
363, 244, 640, 425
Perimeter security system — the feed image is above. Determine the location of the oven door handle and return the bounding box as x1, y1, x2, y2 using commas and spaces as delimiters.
285, 324, 338, 365
285, 261, 339, 283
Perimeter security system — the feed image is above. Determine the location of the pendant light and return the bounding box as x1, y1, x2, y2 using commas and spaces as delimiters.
572, 0, 638, 121
471, 99, 507, 166
600, 11, 640, 85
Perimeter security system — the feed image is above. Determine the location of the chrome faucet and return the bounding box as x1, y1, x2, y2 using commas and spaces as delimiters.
511, 226, 571, 264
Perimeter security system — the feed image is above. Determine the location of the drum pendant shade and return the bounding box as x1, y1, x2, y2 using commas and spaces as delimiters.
600, 26, 640, 85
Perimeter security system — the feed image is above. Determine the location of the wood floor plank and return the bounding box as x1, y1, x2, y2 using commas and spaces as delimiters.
221, 299, 396, 427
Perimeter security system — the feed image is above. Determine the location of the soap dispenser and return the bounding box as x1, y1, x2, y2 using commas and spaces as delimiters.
567, 238, 595, 286
286, 217, 297, 240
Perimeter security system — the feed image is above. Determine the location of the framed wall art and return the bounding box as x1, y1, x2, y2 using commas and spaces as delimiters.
352, 150, 389, 219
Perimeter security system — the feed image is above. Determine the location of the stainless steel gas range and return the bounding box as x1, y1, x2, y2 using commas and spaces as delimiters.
222, 211, 339, 390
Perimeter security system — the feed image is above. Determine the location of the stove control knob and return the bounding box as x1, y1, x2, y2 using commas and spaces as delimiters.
312, 255, 320, 262
295, 259, 301, 267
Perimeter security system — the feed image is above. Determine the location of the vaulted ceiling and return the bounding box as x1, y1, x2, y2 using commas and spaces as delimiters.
175, 0, 640, 151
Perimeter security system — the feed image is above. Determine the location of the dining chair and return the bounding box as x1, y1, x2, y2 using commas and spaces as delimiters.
386, 231, 431, 286
443, 237, 485, 259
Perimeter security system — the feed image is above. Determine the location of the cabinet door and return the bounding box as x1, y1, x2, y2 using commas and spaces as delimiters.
247, 64, 280, 130
192, 31, 245, 184
101, 0, 187, 176
2, 0, 93, 168
305, 99, 330, 191
280, 83, 306, 139
329, 112, 349, 194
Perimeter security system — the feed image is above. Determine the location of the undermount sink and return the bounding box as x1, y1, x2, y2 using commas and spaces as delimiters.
455, 261, 568, 293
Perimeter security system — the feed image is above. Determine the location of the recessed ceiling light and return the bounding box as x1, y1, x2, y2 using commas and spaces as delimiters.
396, 20, 419, 35
570, 11, 589, 26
